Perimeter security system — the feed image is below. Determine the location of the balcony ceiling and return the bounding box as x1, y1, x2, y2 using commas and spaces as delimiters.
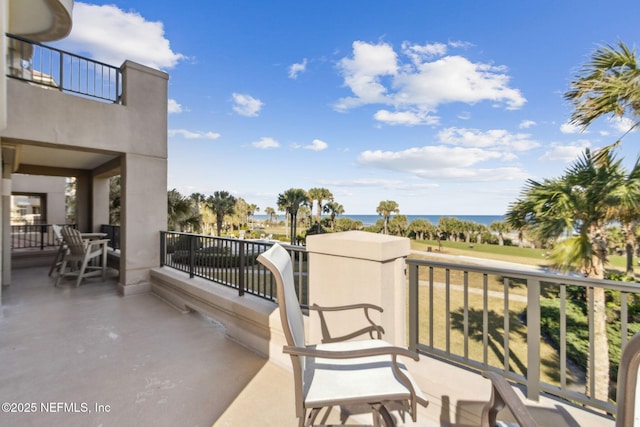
5, 143, 118, 175
9, 0, 73, 42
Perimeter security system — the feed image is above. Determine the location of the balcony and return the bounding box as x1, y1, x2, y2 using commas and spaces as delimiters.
0, 232, 619, 426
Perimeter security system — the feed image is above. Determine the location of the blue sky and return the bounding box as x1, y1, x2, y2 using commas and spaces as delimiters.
57, 1, 640, 215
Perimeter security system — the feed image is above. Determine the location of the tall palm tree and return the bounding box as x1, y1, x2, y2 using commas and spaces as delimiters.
264, 206, 276, 224
564, 41, 640, 151
506, 148, 626, 402
308, 187, 333, 225
205, 191, 237, 236
277, 188, 309, 245
376, 200, 399, 235
323, 200, 344, 231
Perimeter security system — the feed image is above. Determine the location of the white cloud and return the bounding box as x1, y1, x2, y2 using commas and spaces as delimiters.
168, 99, 183, 114
540, 141, 591, 162
335, 40, 526, 123
322, 178, 438, 190
357, 145, 528, 181
252, 137, 280, 149
609, 116, 638, 134
437, 127, 539, 151
519, 120, 536, 129
373, 110, 439, 126
335, 41, 399, 110
401, 41, 448, 65
288, 59, 308, 79
304, 139, 328, 151
59, 2, 184, 70
560, 121, 582, 134
168, 129, 221, 140
232, 93, 264, 117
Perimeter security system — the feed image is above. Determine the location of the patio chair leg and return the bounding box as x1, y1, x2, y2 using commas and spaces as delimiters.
372, 404, 395, 427
54, 259, 68, 287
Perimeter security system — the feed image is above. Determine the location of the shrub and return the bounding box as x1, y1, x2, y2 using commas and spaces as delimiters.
171, 246, 257, 267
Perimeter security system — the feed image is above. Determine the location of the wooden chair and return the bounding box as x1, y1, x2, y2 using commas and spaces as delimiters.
481, 332, 640, 427
54, 227, 109, 288
257, 243, 428, 427
48, 224, 66, 276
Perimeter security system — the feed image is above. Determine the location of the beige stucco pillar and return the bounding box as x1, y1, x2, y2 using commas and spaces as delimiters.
91, 176, 109, 232
0, 161, 8, 290
119, 152, 166, 296
306, 231, 410, 347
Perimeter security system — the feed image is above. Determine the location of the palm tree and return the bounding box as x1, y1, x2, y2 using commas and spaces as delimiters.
506, 148, 626, 402
167, 189, 200, 231
277, 188, 309, 245
264, 206, 276, 224
489, 221, 511, 246
308, 187, 333, 225
607, 156, 640, 276
205, 191, 237, 236
564, 41, 640, 150
323, 201, 344, 231
376, 200, 399, 235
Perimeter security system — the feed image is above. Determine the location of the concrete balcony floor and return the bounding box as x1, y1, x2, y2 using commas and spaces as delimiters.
0, 266, 615, 427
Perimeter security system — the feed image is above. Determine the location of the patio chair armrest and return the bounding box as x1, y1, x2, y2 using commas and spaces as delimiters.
283, 344, 419, 361
308, 303, 385, 343
481, 371, 539, 427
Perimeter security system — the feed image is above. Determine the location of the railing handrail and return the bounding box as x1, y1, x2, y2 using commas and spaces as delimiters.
410, 257, 640, 293
6, 33, 122, 103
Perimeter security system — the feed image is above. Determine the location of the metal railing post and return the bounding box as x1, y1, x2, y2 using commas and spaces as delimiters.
526, 278, 541, 401
188, 235, 195, 278
408, 262, 419, 352
238, 242, 245, 296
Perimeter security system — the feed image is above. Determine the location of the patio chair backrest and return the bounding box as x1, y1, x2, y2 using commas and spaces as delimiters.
61, 227, 86, 256
257, 244, 306, 357
616, 332, 640, 427
51, 224, 63, 242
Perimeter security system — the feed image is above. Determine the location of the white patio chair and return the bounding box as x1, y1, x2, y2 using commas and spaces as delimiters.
54, 227, 109, 288
481, 332, 640, 427
257, 243, 428, 427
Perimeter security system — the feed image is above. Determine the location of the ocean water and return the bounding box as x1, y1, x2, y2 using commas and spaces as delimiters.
253, 214, 504, 227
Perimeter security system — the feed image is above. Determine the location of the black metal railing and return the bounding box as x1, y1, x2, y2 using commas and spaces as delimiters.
100, 224, 120, 250
11, 223, 76, 250
6, 33, 122, 103
160, 231, 308, 304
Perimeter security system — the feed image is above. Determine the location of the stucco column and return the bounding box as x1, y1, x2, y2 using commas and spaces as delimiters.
91, 176, 109, 232
120, 152, 167, 295
306, 231, 410, 347
1, 162, 8, 290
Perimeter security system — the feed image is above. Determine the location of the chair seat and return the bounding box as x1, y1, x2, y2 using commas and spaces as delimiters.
304, 339, 425, 408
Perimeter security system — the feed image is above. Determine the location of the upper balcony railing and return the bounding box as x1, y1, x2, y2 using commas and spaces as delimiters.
5, 33, 122, 104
